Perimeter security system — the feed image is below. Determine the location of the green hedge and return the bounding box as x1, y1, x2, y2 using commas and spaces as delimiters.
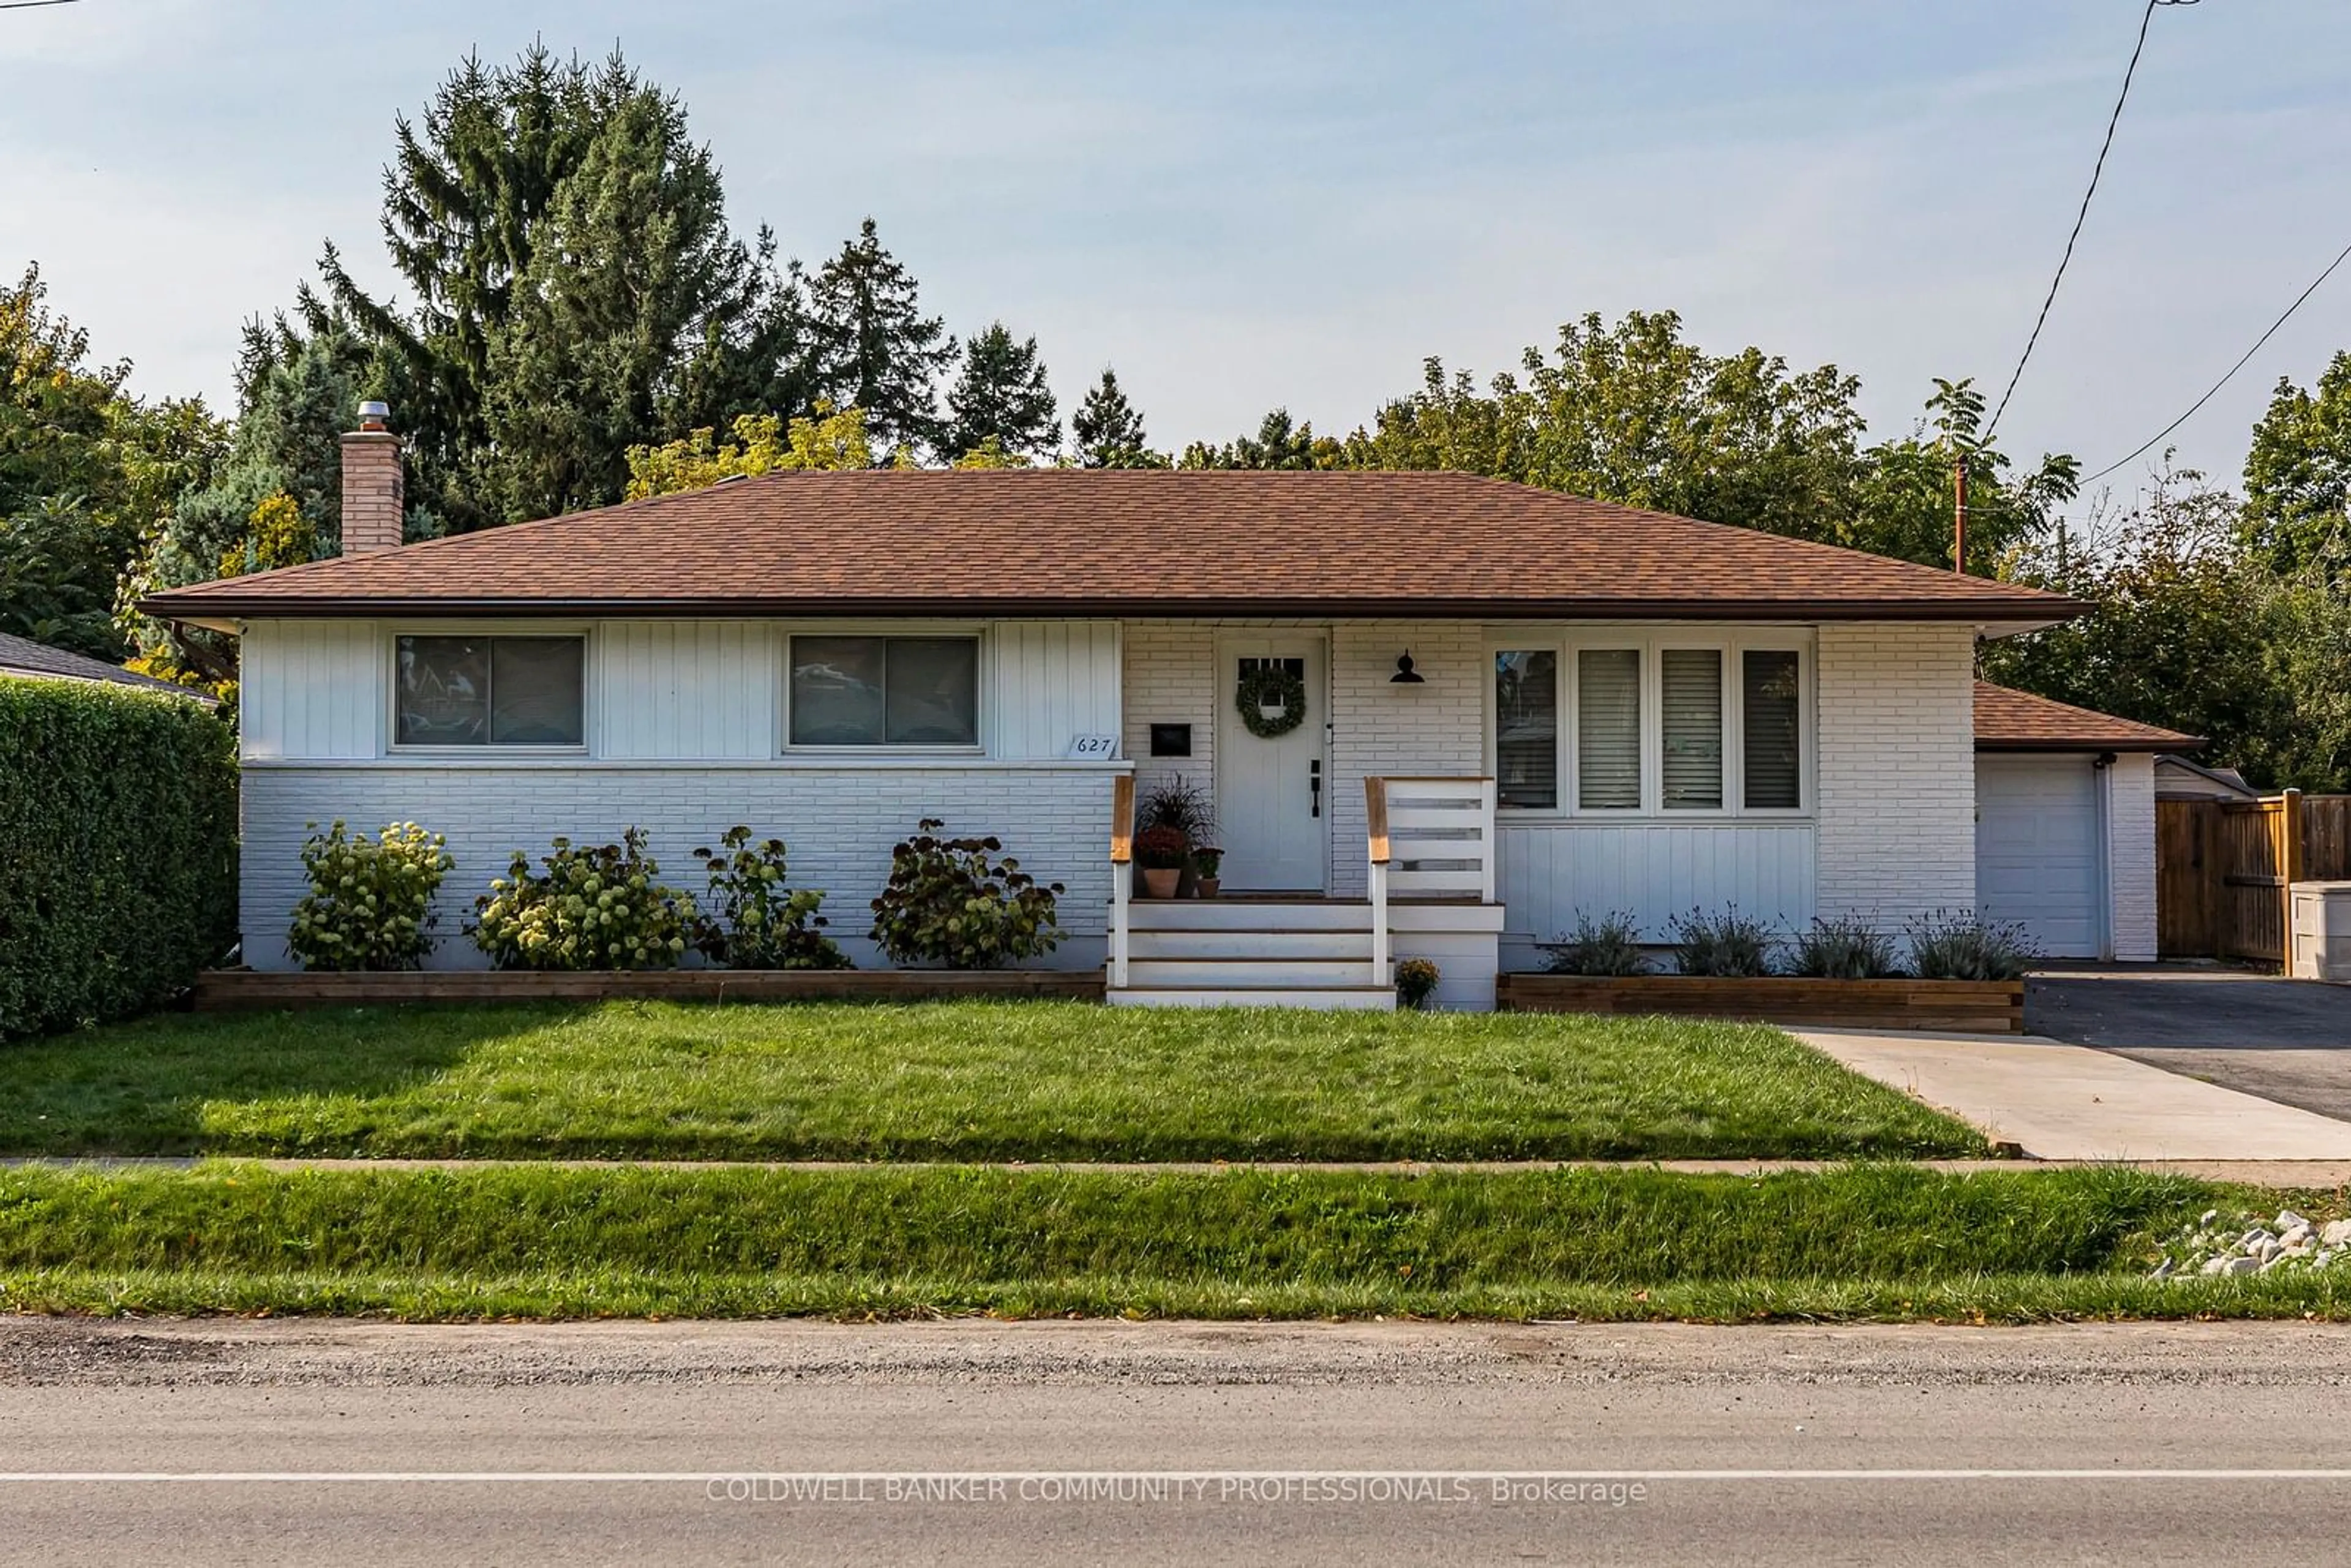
0, 679, 238, 1039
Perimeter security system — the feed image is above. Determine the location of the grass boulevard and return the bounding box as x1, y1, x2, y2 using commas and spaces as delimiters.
1, 1000, 2342, 1324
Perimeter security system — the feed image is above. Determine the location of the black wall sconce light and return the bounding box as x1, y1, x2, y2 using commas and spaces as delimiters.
1390, 651, 1426, 685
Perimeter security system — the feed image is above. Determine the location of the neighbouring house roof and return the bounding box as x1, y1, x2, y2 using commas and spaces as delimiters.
1973, 681, 2200, 752
2154, 754, 2259, 799
140, 470, 2082, 625
0, 630, 216, 703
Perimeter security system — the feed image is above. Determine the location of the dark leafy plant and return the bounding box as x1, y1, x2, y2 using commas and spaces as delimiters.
1134, 825, 1188, 871
0, 681, 237, 1038
288, 820, 454, 972
869, 818, 1065, 969
471, 828, 697, 970
689, 827, 849, 970
1539, 910, 1648, 976
1670, 906, 1777, 977
1395, 956, 1441, 1010
1905, 909, 2041, 981
1138, 775, 1213, 841
1788, 915, 1902, 980
1190, 846, 1223, 878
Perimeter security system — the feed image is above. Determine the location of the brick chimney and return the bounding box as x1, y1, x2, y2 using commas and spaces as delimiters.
338, 400, 404, 555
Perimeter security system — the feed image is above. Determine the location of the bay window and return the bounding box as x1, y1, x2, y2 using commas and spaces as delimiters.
1491, 634, 1807, 816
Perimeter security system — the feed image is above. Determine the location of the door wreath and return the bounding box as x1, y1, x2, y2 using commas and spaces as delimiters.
1235, 663, 1308, 738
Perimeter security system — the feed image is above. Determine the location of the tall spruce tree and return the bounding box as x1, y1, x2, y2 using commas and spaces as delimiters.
1070, 367, 1163, 467
804, 218, 955, 459
306, 44, 804, 527
942, 322, 1059, 461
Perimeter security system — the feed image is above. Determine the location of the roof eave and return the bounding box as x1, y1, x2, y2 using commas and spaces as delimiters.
140, 592, 2085, 625
1975, 736, 2203, 754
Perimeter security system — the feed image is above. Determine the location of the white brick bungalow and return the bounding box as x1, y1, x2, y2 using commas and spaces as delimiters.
143, 413, 2177, 1007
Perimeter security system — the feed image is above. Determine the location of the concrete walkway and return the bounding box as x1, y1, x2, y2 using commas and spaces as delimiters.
1794, 1027, 2351, 1161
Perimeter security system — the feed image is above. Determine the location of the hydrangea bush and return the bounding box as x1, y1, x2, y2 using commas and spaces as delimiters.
471, 828, 696, 970
288, 820, 454, 972
869, 819, 1064, 969
689, 826, 850, 970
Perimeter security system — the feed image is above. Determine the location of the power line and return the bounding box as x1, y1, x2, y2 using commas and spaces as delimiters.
1982, 0, 2201, 442
2080, 235, 2351, 488
0, 1, 83, 10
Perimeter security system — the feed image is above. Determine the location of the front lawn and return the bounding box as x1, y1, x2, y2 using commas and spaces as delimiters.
0, 1000, 1982, 1161
2, 1163, 2333, 1322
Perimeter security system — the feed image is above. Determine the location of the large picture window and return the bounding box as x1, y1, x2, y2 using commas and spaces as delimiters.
790, 635, 980, 748
394, 635, 584, 747
1491, 636, 1807, 816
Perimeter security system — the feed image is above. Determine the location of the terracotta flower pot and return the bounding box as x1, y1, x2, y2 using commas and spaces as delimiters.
1141, 867, 1182, 898
1195, 877, 1221, 899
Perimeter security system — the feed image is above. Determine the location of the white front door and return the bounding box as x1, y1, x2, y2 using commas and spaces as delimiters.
1215, 634, 1328, 892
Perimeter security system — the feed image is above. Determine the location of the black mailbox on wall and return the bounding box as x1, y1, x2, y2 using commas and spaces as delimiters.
1149, 723, 1191, 757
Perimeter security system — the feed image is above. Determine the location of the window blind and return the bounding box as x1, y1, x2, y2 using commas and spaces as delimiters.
1577, 648, 1641, 809
1742, 650, 1802, 809
1660, 649, 1723, 809
1494, 650, 1558, 810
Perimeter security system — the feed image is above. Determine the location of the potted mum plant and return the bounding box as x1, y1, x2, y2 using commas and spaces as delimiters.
1189, 846, 1223, 898
1135, 825, 1187, 898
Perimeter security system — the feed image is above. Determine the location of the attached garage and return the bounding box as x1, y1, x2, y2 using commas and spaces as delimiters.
1973, 683, 2200, 961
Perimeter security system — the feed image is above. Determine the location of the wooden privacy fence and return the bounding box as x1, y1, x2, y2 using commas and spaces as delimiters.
2159, 790, 2351, 963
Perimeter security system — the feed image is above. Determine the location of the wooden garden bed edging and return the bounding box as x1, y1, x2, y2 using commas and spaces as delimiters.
1494, 973, 2025, 1033
192, 968, 1105, 1011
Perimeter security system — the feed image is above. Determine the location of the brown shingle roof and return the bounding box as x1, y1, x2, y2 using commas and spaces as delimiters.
142, 470, 2080, 623
1974, 681, 2200, 752
0, 630, 217, 703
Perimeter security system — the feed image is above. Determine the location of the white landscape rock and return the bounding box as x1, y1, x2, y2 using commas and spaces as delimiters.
2151, 1210, 2351, 1283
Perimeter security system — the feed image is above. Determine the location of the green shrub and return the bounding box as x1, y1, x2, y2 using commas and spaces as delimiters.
0, 679, 237, 1039
869, 818, 1065, 969
287, 820, 453, 972
471, 828, 697, 970
1670, 906, 1777, 977
1906, 910, 2040, 981
689, 826, 849, 970
1540, 910, 1648, 976
1395, 956, 1441, 1010
1788, 915, 1902, 980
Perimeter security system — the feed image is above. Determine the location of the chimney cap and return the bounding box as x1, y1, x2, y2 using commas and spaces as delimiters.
356, 399, 392, 432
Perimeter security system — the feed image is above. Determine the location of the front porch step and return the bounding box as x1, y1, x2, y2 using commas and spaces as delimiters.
1129, 928, 1374, 961
1124, 956, 1382, 988
1126, 899, 1370, 932
1107, 985, 1397, 1011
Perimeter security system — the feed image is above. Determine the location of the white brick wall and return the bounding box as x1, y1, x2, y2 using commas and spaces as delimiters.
1813, 623, 1978, 932
2106, 751, 2159, 961
241, 764, 1118, 972
1327, 621, 1484, 897
1120, 621, 1218, 806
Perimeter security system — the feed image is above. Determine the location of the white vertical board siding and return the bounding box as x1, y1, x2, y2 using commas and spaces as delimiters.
1498, 822, 1817, 960
2105, 751, 2159, 962
595, 621, 774, 759
1813, 623, 1976, 930
238, 763, 1119, 972
991, 621, 1120, 760
239, 620, 382, 760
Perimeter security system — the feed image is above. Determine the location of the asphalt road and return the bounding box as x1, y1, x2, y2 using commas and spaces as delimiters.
4, 1316, 2350, 1566
2030, 970, 2351, 1120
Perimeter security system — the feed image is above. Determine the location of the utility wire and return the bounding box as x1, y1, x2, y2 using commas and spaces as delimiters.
2080, 235, 2351, 488
1983, 0, 2200, 442
0, 1, 83, 10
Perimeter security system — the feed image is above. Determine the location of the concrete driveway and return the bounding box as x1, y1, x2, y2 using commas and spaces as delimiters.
2028, 969, 2351, 1121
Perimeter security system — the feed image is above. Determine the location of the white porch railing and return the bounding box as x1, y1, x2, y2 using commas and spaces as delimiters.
1365, 775, 1498, 983
1108, 772, 1134, 989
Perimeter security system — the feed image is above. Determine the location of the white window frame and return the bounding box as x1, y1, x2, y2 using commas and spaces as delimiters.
780, 625, 989, 756
385, 624, 593, 756
1484, 628, 1814, 821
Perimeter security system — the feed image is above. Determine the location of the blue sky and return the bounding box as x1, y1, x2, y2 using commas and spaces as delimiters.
5, 1, 2347, 501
